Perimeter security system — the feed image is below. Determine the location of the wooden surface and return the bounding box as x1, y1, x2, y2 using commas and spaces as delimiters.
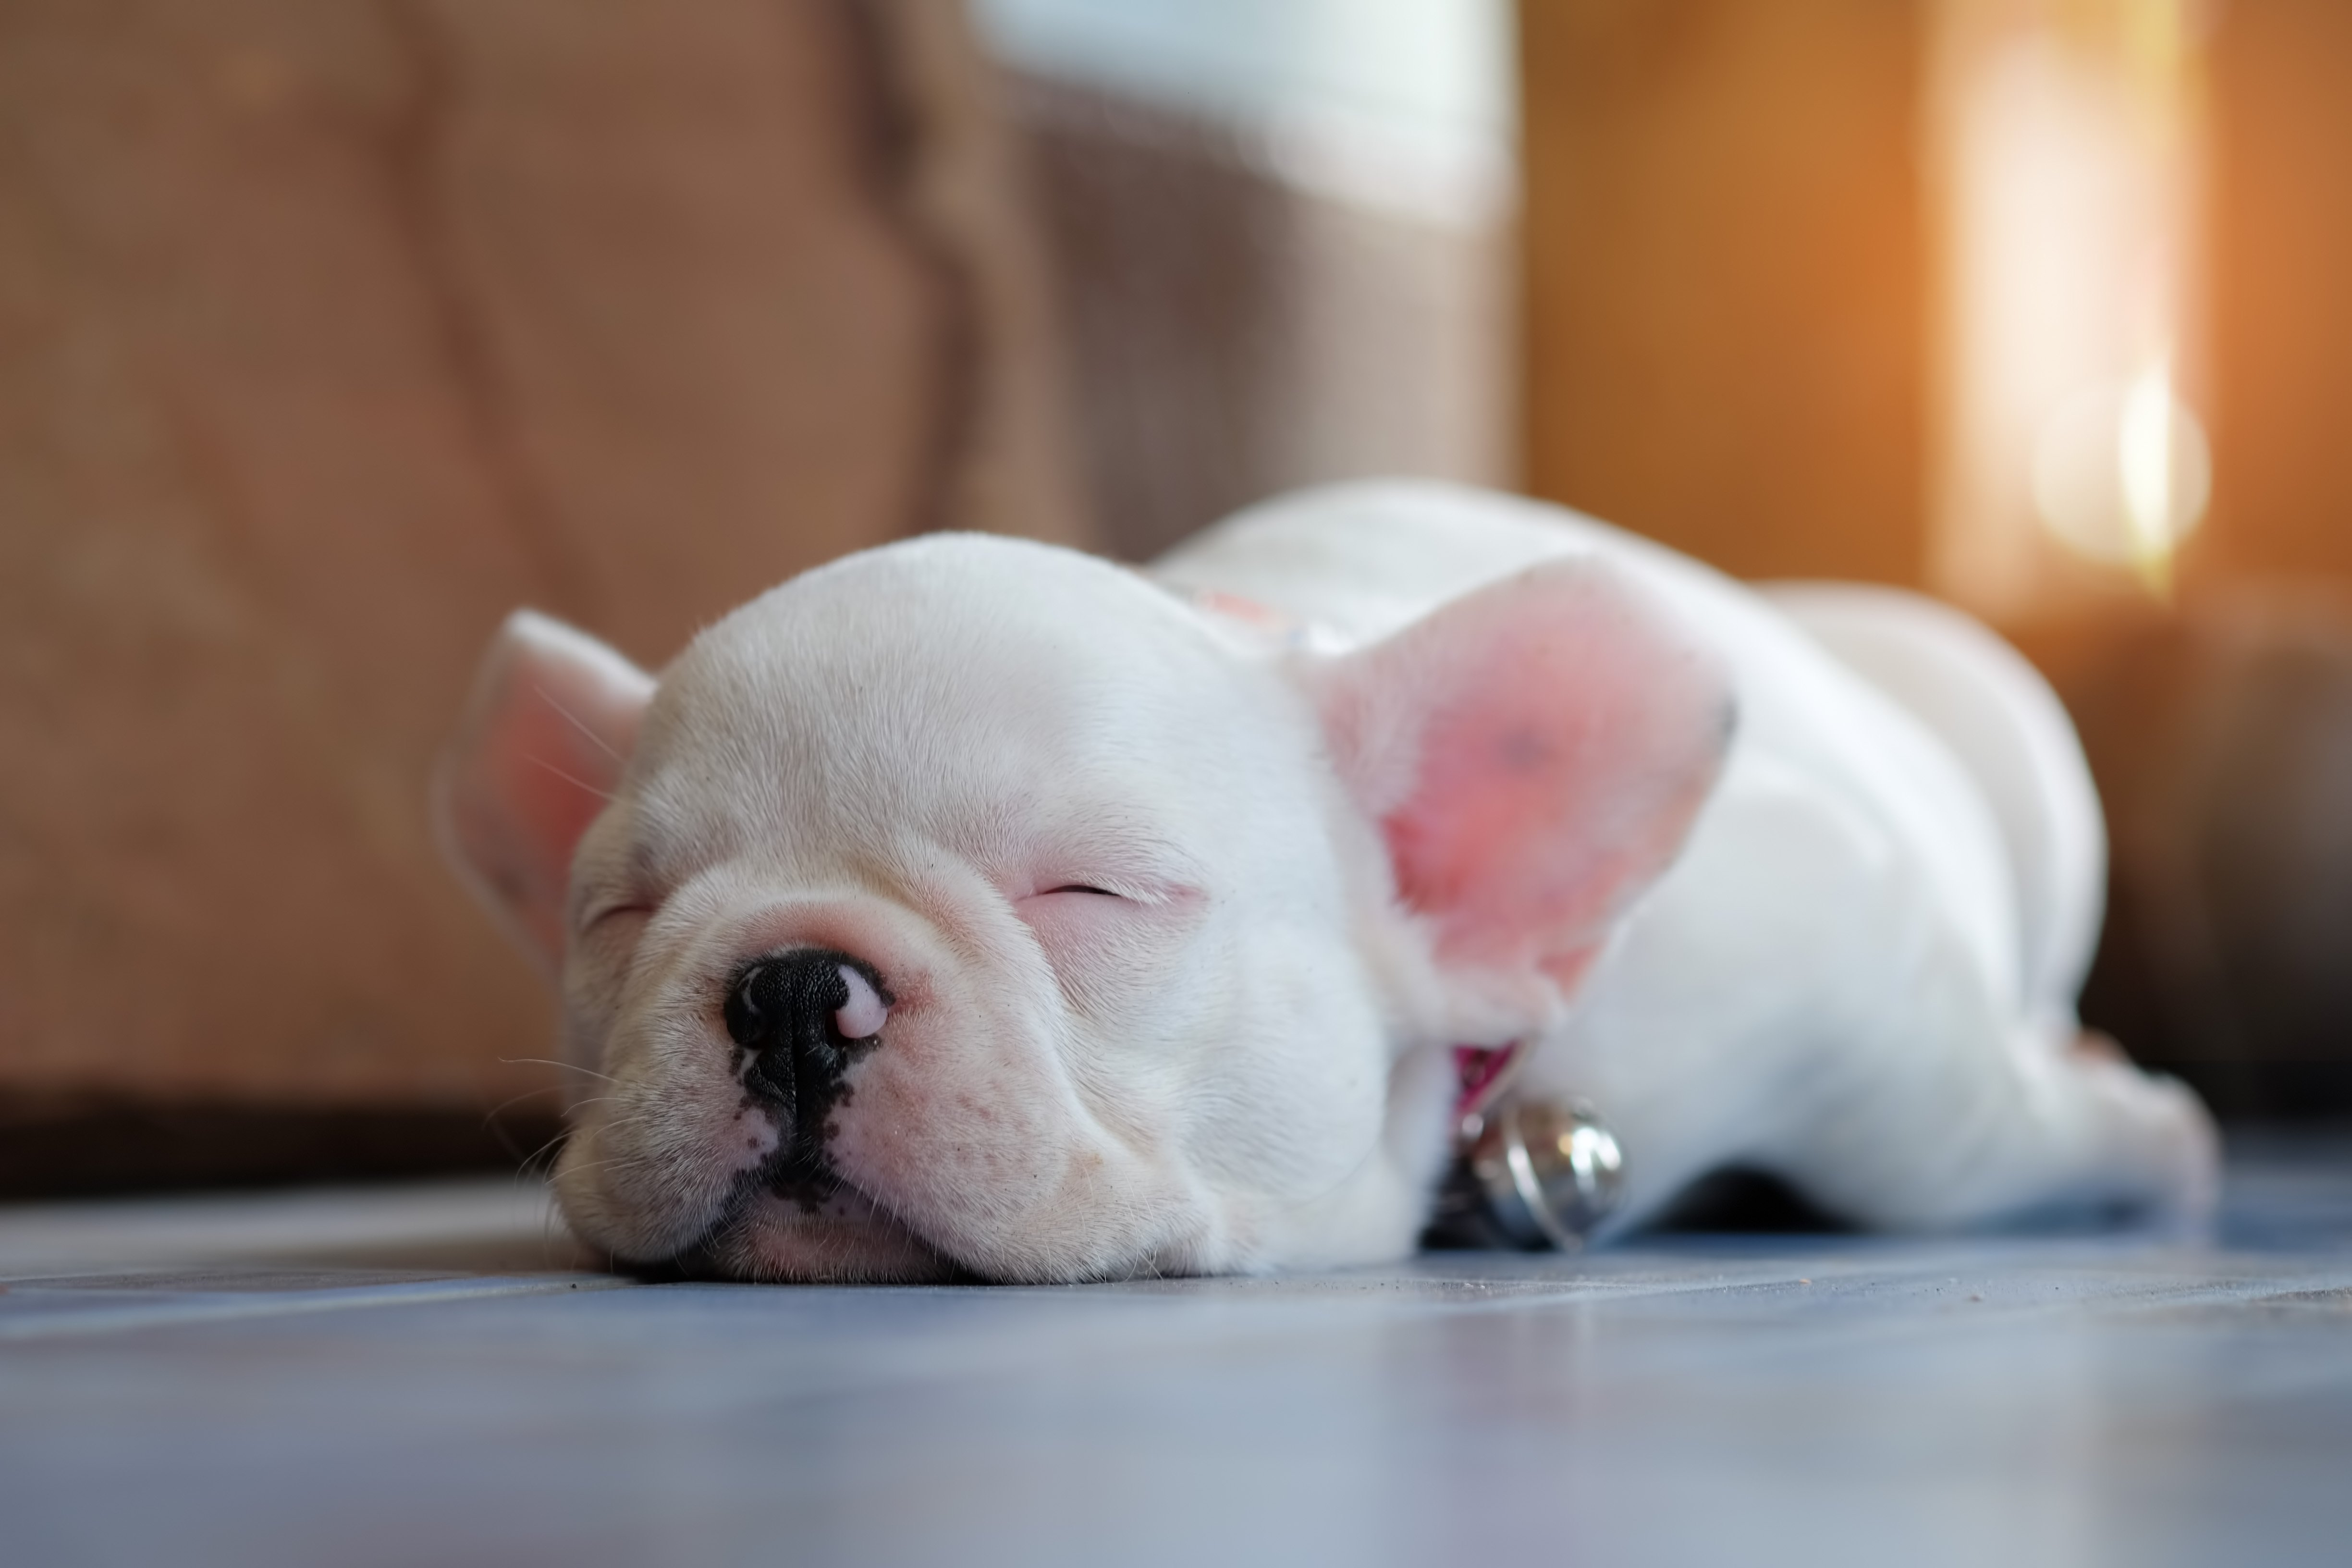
1518, 0, 1926, 587
6, 1138, 2352, 1566
0, 1, 1085, 1132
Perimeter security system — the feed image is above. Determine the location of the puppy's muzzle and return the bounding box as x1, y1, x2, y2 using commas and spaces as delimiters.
723, 949, 892, 1182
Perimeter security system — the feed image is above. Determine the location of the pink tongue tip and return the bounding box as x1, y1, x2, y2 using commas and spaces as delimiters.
834, 965, 888, 1040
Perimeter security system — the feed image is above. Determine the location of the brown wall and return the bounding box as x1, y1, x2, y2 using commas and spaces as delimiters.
1519, 0, 1926, 587
0, 0, 1085, 1164
2202, 0, 2352, 588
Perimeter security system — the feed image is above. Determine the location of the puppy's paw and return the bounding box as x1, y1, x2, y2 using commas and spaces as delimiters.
2129, 1068, 2224, 1237
2058, 1035, 2222, 1236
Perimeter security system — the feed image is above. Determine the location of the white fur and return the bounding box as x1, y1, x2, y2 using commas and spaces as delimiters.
435, 479, 2218, 1282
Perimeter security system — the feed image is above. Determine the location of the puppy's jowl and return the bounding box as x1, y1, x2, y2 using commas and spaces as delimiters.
436, 481, 2218, 1282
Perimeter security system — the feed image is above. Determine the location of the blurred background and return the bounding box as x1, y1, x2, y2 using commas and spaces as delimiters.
2, 0, 2346, 1197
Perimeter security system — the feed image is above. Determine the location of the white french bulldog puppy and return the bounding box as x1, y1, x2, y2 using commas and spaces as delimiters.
435, 480, 2218, 1282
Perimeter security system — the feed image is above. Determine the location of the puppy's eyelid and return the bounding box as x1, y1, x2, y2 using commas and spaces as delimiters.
1028, 878, 1203, 909
577, 896, 656, 934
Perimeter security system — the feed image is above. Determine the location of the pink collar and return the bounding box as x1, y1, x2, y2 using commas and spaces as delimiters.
1452, 1041, 1527, 1142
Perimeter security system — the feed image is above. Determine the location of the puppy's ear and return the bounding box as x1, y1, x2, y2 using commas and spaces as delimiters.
432, 610, 655, 974
1315, 559, 1733, 1001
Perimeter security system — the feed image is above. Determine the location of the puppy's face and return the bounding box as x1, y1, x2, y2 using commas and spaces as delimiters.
438, 536, 1728, 1281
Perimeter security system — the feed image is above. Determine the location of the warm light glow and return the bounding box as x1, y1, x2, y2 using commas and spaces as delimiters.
1928, 0, 2211, 620
2029, 358, 2210, 594
2120, 359, 2207, 587
2118, 361, 2176, 561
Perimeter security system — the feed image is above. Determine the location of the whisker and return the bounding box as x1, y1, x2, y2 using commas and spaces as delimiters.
533, 683, 627, 764
480, 1086, 564, 1125
522, 751, 616, 802
515, 1126, 575, 1177
476, 1085, 579, 1164
499, 1057, 619, 1085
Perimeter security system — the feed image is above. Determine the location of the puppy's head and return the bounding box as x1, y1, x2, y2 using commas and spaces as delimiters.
436, 535, 1728, 1280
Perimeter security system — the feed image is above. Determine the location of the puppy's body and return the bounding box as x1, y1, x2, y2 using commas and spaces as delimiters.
437, 479, 2216, 1281
1157, 482, 2210, 1236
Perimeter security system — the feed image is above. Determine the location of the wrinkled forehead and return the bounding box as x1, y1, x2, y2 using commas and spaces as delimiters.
627, 537, 1293, 869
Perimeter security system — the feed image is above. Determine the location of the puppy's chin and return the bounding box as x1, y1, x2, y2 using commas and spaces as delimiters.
697, 1184, 960, 1284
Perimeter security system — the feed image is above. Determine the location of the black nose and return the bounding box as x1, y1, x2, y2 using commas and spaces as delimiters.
723, 949, 889, 1153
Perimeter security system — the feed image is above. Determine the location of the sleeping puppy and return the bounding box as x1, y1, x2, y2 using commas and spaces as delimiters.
434, 480, 2218, 1282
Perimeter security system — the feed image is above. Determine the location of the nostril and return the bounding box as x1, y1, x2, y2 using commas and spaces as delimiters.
834, 965, 887, 1040
723, 950, 892, 1116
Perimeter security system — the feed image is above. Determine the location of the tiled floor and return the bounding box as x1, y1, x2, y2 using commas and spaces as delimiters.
7, 1139, 2352, 1568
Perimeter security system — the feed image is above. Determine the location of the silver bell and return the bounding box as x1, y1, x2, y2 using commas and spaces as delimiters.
1467, 1097, 1624, 1250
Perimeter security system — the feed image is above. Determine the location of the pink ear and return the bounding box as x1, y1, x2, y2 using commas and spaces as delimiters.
1319, 560, 1733, 990
431, 610, 655, 973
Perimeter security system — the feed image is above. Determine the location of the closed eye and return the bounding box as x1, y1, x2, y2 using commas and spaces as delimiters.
1011, 876, 1206, 1018
580, 901, 656, 937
